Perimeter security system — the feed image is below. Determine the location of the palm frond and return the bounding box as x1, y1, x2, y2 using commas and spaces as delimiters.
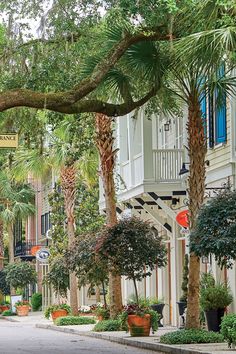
174, 27, 236, 71
11, 148, 52, 181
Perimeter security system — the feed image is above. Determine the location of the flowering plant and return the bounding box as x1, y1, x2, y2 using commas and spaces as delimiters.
15, 300, 30, 307
119, 304, 159, 332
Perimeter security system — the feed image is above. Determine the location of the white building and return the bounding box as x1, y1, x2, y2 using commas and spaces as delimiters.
99, 91, 236, 326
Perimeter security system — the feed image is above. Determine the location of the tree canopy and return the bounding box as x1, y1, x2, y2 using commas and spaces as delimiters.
190, 189, 236, 269
0, 0, 235, 117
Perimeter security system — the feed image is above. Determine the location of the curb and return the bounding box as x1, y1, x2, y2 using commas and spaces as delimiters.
36, 324, 212, 354
0, 315, 19, 322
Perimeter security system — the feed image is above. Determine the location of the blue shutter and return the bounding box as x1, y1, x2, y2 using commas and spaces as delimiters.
215, 65, 227, 144
200, 93, 207, 137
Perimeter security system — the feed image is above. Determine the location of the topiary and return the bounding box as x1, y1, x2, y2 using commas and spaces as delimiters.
180, 254, 189, 302
31, 293, 42, 311
160, 329, 224, 344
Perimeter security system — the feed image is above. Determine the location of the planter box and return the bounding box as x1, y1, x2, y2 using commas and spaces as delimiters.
51, 309, 68, 322
127, 314, 151, 337
16, 305, 30, 316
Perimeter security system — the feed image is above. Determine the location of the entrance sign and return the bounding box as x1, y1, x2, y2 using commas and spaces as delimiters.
176, 210, 189, 228
36, 248, 50, 263
0, 134, 18, 148
11, 295, 22, 313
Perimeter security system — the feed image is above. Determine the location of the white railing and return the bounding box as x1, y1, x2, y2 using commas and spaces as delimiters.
153, 149, 184, 182
120, 160, 131, 189
133, 153, 143, 186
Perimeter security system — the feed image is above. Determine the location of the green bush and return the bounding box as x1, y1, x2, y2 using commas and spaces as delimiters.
93, 319, 123, 332
160, 329, 224, 344
200, 283, 233, 311
2, 309, 17, 316
220, 313, 236, 348
31, 293, 42, 311
55, 316, 96, 326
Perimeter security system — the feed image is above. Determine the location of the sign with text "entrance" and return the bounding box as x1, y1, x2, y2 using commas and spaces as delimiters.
0, 134, 18, 148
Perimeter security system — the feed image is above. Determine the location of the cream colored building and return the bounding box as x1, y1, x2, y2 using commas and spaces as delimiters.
99, 90, 236, 326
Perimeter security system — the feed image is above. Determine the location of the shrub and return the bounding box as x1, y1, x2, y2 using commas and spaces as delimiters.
160, 329, 224, 344
55, 316, 96, 326
200, 283, 233, 311
2, 309, 16, 316
93, 319, 123, 332
31, 293, 42, 311
95, 306, 110, 319
220, 313, 236, 348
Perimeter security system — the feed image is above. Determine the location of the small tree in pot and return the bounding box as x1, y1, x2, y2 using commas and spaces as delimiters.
200, 273, 233, 332
96, 216, 167, 336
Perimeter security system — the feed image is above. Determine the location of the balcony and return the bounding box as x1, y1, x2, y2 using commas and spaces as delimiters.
14, 241, 43, 261
153, 149, 184, 182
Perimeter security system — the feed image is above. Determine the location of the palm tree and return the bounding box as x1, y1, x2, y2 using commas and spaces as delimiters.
12, 115, 97, 315
0, 171, 35, 265
95, 113, 123, 318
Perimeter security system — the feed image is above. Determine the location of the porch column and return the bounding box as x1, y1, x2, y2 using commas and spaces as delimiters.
170, 222, 178, 326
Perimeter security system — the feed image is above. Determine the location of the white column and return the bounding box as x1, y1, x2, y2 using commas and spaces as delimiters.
170, 222, 178, 326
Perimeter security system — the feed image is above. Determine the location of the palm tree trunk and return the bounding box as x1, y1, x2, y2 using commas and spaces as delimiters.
8, 224, 14, 264
95, 113, 123, 318
8, 223, 16, 295
186, 96, 207, 329
61, 165, 79, 316
0, 220, 4, 271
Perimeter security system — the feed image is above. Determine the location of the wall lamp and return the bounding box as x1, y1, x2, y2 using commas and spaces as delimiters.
164, 119, 171, 132
179, 160, 210, 176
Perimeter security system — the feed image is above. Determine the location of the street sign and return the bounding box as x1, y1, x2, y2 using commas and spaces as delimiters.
180, 227, 190, 235
176, 210, 189, 228
36, 248, 50, 263
0, 134, 18, 148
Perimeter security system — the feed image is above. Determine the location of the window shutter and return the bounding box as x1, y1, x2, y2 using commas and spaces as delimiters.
208, 94, 214, 148
215, 65, 227, 144
200, 93, 207, 137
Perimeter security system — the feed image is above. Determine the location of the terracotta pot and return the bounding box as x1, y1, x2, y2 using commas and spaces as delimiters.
127, 314, 151, 337
0, 305, 10, 313
97, 315, 103, 321
51, 309, 68, 321
16, 305, 30, 316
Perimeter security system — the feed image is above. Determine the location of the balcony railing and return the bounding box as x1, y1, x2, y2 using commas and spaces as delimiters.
153, 149, 184, 182
14, 241, 42, 259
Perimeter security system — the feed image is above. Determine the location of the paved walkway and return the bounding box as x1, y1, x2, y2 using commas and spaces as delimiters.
1, 312, 236, 354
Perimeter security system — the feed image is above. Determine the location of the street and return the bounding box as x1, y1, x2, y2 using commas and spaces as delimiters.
0, 320, 159, 354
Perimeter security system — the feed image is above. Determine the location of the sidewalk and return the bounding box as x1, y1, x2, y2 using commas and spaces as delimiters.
1, 312, 236, 354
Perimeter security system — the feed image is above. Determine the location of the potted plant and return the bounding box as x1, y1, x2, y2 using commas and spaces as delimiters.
15, 300, 31, 316
0, 300, 10, 313
120, 303, 158, 337
177, 254, 188, 318
220, 313, 236, 349
95, 305, 110, 321
200, 276, 233, 332
96, 216, 167, 322
44, 303, 71, 321
148, 297, 165, 327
